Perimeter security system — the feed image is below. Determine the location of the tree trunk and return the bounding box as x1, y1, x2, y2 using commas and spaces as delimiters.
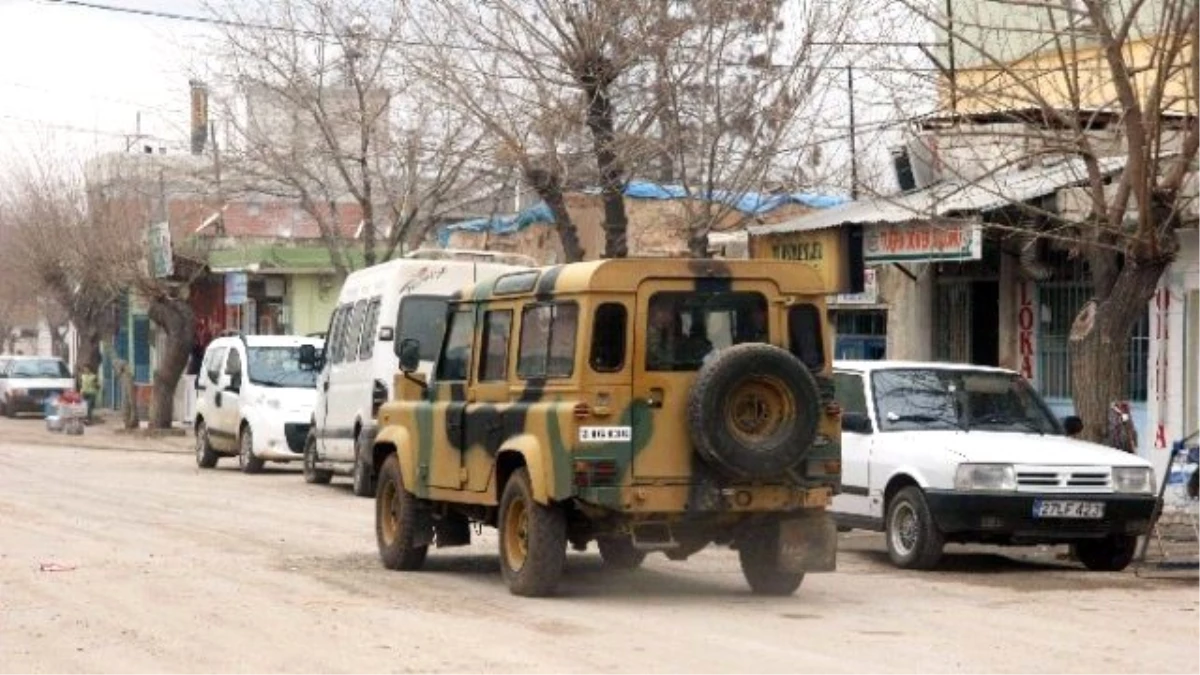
524, 167, 585, 262
1068, 259, 1169, 443
147, 296, 194, 430
582, 78, 629, 259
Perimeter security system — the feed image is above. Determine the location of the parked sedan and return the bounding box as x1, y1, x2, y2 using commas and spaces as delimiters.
830, 360, 1158, 572
0, 356, 76, 418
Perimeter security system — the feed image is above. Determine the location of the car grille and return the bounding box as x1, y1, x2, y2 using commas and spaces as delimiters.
283, 423, 310, 453
1015, 466, 1112, 493
27, 388, 63, 399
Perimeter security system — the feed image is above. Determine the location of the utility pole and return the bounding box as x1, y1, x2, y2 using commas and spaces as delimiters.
847, 65, 859, 200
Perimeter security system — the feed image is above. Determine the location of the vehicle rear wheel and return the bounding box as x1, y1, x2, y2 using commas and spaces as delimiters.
375, 454, 428, 571
738, 525, 805, 596
195, 421, 218, 469
1075, 535, 1137, 571
885, 486, 944, 570
596, 536, 646, 570
498, 468, 567, 597
351, 433, 375, 498
238, 426, 265, 474
302, 433, 332, 484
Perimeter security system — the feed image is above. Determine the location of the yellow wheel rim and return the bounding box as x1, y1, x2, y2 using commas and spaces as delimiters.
503, 495, 530, 572
726, 375, 794, 445
380, 480, 399, 545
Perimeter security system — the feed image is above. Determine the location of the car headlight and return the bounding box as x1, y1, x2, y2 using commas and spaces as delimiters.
1112, 467, 1155, 494
954, 463, 1017, 491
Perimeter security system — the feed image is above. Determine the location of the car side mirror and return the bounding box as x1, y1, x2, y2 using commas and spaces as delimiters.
228, 372, 242, 392
298, 344, 316, 369
841, 412, 873, 435
1062, 415, 1084, 436
379, 326, 395, 342
397, 338, 420, 373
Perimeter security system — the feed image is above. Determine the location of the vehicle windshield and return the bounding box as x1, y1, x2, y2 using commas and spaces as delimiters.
870, 368, 1060, 434
247, 346, 318, 388
6, 359, 71, 379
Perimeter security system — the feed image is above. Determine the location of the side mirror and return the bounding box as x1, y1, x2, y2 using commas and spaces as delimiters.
298, 344, 316, 369
841, 412, 873, 435
228, 372, 242, 391
371, 379, 389, 415
398, 338, 420, 373
378, 326, 395, 342
1062, 415, 1084, 436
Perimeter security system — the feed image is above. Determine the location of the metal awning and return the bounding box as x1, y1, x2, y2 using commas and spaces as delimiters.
748, 155, 1129, 236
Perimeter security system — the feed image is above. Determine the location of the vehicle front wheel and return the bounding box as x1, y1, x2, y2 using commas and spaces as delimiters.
1075, 535, 1137, 571
375, 454, 428, 571
738, 525, 805, 596
302, 434, 332, 484
195, 421, 218, 469
351, 433, 375, 498
498, 468, 567, 597
885, 486, 945, 570
238, 426, 265, 474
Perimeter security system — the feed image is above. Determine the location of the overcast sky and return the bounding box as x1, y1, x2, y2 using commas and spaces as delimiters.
0, 0, 933, 194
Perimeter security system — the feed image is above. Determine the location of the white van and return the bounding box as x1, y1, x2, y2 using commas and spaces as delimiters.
301, 249, 534, 496
193, 333, 325, 472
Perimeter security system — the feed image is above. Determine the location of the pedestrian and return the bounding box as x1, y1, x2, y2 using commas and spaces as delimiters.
79, 365, 99, 424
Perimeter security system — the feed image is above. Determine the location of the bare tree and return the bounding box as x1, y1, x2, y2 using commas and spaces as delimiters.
891, 0, 1198, 440
203, 0, 493, 276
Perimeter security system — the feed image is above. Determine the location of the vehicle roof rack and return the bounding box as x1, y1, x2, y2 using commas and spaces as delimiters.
403, 247, 537, 267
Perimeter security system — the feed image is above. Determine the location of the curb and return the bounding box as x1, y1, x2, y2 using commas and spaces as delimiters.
2, 431, 192, 456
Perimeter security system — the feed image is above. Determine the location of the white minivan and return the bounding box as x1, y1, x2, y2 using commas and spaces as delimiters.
194, 333, 325, 473
300, 249, 534, 496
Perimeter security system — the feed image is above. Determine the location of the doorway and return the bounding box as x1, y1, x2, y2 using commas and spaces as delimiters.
970, 281, 999, 366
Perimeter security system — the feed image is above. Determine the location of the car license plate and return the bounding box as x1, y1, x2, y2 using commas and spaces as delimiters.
1032, 500, 1105, 519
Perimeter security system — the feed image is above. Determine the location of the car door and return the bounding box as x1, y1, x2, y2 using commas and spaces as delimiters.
329, 298, 369, 462
428, 303, 476, 490
831, 370, 874, 518
215, 346, 245, 448
317, 304, 349, 459
197, 345, 227, 442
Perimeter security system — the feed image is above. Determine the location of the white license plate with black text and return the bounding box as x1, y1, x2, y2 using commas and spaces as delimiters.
1032, 500, 1105, 519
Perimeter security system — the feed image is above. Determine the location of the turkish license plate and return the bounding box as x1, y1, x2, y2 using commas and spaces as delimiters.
1032, 500, 1105, 519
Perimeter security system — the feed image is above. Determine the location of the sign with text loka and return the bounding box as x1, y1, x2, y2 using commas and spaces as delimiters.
146, 222, 173, 278
225, 272, 248, 306
864, 221, 982, 264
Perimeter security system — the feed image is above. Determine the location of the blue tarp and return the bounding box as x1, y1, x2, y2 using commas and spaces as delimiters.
437, 180, 848, 246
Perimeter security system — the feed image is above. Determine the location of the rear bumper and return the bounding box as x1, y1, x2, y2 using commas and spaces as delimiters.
575, 482, 834, 515
924, 490, 1158, 542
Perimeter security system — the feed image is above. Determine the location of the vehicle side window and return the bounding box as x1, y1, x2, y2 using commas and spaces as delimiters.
518, 302, 579, 379
225, 348, 242, 378
788, 303, 825, 371
590, 303, 626, 372
326, 304, 350, 364
397, 296, 449, 361
358, 297, 381, 360
478, 310, 513, 382
833, 372, 868, 416
436, 307, 476, 381
205, 347, 227, 384
341, 299, 367, 364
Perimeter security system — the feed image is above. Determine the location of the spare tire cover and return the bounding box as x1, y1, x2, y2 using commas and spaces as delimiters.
687, 342, 821, 481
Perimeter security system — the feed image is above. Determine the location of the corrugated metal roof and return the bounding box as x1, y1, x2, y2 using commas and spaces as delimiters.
749, 155, 1128, 236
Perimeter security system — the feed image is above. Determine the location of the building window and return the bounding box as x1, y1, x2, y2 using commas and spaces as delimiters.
1036, 283, 1149, 402
834, 309, 887, 360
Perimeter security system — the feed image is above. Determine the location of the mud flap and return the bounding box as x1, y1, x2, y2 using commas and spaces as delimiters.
778, 511, 837, 573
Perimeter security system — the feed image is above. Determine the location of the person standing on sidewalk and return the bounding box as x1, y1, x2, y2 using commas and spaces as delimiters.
79, 366, 99, 424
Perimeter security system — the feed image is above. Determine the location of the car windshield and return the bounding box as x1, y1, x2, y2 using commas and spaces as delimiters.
247, 346, 318, 388
870, 368, 1059, 434
7, 359, 71, 379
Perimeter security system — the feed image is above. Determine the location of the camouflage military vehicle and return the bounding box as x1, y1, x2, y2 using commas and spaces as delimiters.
371, 258, 847, 597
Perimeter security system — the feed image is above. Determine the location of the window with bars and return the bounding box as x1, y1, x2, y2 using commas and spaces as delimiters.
1035, 283, 1149, 402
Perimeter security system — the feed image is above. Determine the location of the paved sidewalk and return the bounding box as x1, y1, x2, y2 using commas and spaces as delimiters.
0, 411, 193, 455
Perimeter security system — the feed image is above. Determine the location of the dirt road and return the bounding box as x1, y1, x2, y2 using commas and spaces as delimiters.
1, 437, 1195, 673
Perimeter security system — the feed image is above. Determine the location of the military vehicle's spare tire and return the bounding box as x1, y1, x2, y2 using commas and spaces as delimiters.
687, 343, 821, 481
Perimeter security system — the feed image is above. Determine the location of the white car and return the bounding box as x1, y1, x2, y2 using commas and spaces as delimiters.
193, 334, 324, 473
830, 360, 1158, 572
0, 355, 75, 418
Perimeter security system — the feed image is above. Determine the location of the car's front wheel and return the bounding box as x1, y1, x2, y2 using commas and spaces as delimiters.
375, 454, 428, 571
195, 421, 218, 469
886, 486, 945, 570
1075, 534, 1137, 571
302, 434, 332, 484
238, 426, 265, 474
